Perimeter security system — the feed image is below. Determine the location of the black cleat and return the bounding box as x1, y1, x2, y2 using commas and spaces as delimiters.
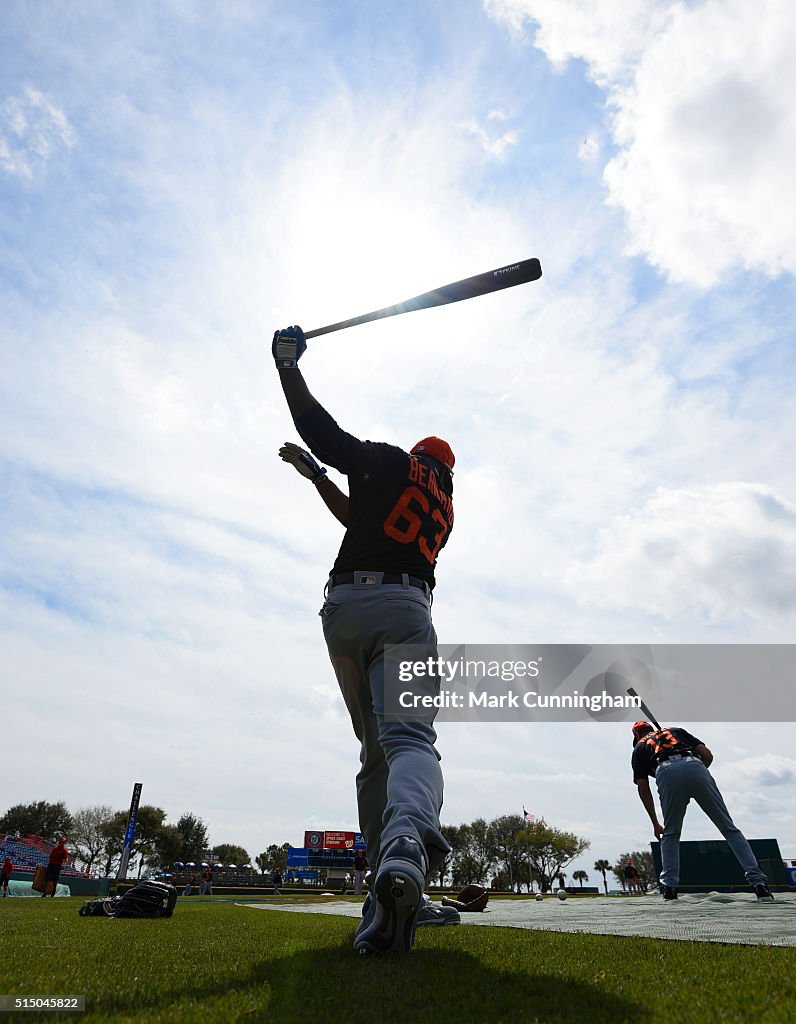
362, 891, 460, 927
416, 894, 460, 926
662, 886, 678, 900
354, 837, 425, 954
755, 884, 774, 902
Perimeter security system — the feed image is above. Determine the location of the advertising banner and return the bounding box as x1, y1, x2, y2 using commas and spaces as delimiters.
324, 831, 356, 850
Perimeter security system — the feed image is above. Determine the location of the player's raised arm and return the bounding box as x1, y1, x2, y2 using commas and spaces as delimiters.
272, 324, 373, 474
273, 326, 318, 422
278, 442, 349, 526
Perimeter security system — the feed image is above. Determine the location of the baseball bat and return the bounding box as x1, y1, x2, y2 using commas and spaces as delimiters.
626, 687, 662, 731
304, 257, 542, 339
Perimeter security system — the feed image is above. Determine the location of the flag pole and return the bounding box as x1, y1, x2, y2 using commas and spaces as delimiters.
523, 807, 535, 895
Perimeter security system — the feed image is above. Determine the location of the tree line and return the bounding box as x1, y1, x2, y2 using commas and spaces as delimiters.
435, 819, 659, 893
432, 813, 589, 891
2, 801, 655, 891
0, 801, 289, 879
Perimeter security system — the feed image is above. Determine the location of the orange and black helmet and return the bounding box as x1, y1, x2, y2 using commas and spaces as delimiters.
632, 721, 654, 746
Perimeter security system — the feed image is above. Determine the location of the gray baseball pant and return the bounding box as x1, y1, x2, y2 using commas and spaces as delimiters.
320, 577, 450, 875
655, 758, 767, 888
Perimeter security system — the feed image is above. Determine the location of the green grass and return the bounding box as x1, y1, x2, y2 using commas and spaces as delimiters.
1, 898, 794, 1024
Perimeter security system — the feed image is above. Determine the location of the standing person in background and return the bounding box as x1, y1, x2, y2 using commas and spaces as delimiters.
1, 855, 12, 896
631, 721, 774, 902
623, 860, 640, 894
200, 865, 213, 895
352, 848, 369, 896
272, 866, 283, 895
43, 838, 69, 898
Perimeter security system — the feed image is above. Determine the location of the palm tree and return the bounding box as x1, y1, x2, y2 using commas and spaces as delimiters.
572, 869, 588, 888
594, 859, 611, 895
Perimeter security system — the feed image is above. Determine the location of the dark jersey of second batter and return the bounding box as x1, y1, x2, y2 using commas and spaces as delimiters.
296, 403, 454, 587
631, 727, 703, 781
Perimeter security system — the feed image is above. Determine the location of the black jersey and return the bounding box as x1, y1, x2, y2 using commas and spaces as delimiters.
296, 404, 454, 587
631, 727, 703, 780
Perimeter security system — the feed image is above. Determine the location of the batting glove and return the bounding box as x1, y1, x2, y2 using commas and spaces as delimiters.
272, 325, 306, 368
279, 441, 327, 483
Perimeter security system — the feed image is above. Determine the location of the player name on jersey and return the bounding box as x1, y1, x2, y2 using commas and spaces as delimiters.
408, 456, 453, 522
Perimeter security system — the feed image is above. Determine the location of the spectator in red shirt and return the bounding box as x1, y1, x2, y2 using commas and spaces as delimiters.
43, 839, 69, 898
1, 856, 12, 897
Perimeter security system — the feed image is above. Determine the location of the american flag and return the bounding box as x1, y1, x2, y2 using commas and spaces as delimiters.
523, 806, 535, 823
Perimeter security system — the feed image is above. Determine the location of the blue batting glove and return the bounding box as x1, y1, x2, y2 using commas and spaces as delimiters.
272, 325, 306, 368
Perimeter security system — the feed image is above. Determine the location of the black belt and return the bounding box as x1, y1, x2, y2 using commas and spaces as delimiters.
328, 572, 430, 593
656, 754, 700, 771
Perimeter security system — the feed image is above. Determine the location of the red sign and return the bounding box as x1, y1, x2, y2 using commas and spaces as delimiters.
304, 831, 325, 850
324, 831, 356, 850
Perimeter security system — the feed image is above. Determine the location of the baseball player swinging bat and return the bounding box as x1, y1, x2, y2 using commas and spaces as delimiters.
304, 257, 542, 339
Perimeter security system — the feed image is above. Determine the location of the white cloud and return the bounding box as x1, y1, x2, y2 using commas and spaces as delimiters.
486, 0, 796, 286
720, 755, 796, 788
485, 0, 668, 81
459, 115, 520, 158
563, 483, 796, 623
0, 86, 75, 179
578, 130, 601, 162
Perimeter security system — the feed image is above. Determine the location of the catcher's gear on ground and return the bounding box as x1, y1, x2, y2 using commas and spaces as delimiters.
79, 880, 177, 919
440, 883, 489, 912
272, 325, 306, 368
279, 441, 327, 483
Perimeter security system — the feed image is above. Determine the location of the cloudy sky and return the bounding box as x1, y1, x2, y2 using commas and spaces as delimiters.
2, 0, 795, 881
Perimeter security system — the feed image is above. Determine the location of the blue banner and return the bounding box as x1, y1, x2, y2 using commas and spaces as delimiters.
117, 782, 143, 880
123, 783, 142, 848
